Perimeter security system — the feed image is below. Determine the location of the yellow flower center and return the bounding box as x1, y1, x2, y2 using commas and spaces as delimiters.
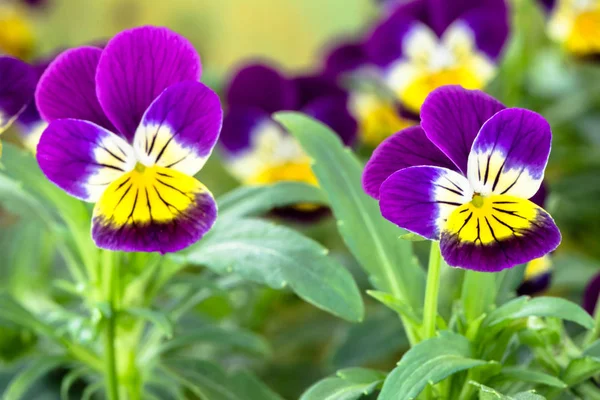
471, 194, 485, 208
248, 161, 317, 186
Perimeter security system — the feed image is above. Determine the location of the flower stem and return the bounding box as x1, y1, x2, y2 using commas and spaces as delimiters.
422, 241, 442, 340
102, 251, 119, 400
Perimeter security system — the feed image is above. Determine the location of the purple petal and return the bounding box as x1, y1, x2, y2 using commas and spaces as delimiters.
427, 0, 508, 36
380, 166, 472, 240
584, 274, 600, 315
440, 195, 561, 272
420, 85, 505, 174
0, 56, 36, 131
293, 75, 346, 108
467, 108, 551, 200
457, 6, 510, 60
323, 41, 369, 78
517, 255, 552, 295
538, 0, 556, 11
96, 26, 202, 141
35, 47, 116, 131
92, 166, 217, 253
36, 119, 135, 202
363, 126, 458, 199
219, 107, 270, 156
226, 63, 297, 113
302, 95, 357, 146
530, 182, 547, 208
133, 81, 222, 177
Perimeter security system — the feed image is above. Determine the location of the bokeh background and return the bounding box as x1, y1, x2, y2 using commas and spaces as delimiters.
2, 0, 600, 398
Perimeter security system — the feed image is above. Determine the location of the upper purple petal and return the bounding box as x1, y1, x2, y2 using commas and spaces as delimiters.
35, 46, 116, 131
322, 40, 369, 78
96, 26, 202, 142
457, 5, 510, 60
362, 125, 458, 199
133, 81, 222, 176
0, 56, 37, 130
427, 0, 508, 36
226, 63, 297, 114
302, 95, 357, 146
219, 107, 270, 156
420, 85, 505, 174
293, 74, 346, 108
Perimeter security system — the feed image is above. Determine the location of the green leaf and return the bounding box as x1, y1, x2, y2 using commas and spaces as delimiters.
366, 290, 421, 324
124, 307, 174, 339
3, 356, 68, 400
149, 325, 271, 360
583, 339, 600, 360
562, 356, 600, 386
300, 369, 384, 400
379, 332, 490, 399
184, 218, 364, 322
399, 233, 427, 242
60, 367, 90, 400
274, 112, 425, 310
484, 296, 594, 329
218, 182, 327, 220
471, 382, 546, 400
495, 367, 566, 388
165, 360, 283, 400
462, 270, 497, 324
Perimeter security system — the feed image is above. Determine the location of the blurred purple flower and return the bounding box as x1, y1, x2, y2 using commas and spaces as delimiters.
584, 273, 600, 315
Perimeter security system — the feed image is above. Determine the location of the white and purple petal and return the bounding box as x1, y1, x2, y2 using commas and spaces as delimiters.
35, 47, 116, 131
219, 107, 269, 157
36, 119, 135, 202
467, 108, 551, 200
420, 85, 505, 174
226, 63, 297, 114
362, 126, 458, 199
379, 166, 472, 240
133, 81, 222, 176
0, 56, 37, 131
96, 26, 202, 141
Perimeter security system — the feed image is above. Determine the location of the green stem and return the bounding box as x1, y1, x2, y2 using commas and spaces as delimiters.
102, 251, 119, 400
422, 242, 442, 341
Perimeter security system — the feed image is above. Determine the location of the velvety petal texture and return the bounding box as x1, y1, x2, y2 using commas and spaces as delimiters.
421, 86, 505, 173
133, 81, 222, 176
35, 47, 116, 131
362, 126, 457, 199
467, 108, 551, 200
96, 26, 202, 141
0, 56, 37, 131
584, 273, 600, 315
92, 166, 217, 254
380, 166, 473, 240
441, 195, 561, 272
36, 119, 135, 202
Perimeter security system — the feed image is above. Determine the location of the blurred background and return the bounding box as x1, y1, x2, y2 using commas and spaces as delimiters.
2, 0, 600, 398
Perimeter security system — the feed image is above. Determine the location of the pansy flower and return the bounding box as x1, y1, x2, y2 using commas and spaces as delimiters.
541, 0, 600, 56
583, 273, 600, 315
366, 0, 509, 114
219, 62, 356, 186
322, 40, 417, 147
363, 86, 561, 271
35, 26, 222, 253
0, 56, 36, 137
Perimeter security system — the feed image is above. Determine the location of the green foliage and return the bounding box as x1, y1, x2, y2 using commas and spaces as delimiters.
183, 217, 364, 322
300, 368, 385, 400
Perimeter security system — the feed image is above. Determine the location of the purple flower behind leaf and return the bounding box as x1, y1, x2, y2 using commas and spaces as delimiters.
35, 26, 222, 253
363, 86, 561, 272
365, 0, 509, 113
0, 56, 37, 134
219, 62, 356, 187
584, 273, 600, 315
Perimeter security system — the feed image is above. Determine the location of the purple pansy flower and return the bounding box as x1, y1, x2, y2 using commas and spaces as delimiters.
365, 0, 509, 114
363, 86, 561, 272
0, 56, 36, 135
540, 0, 600, 56
321, 40, 418, 147
35, 26, 222, 254
219, 62, 356, 186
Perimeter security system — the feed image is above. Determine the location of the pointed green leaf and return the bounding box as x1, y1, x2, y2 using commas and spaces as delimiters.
218, 182, 327, 220
495, 367, 566, 388
184, 218, 364, 322
366, 290, 421, 324
124, 307, 174, 338
379, 332, 490, 399
274, 112, 425, 310
4, 356, 68, 400
562, 356, 600, 386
